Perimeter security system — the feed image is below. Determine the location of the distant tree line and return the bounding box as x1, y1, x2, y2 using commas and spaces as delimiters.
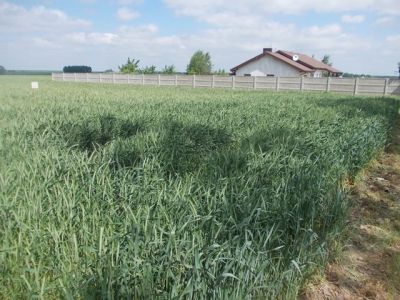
0, 65, 6, 75
117, 58, 177, 75
63, 65, 92, 73
342, 73, 372, 78
62, 52, 227, 75
115, 51, 227, 75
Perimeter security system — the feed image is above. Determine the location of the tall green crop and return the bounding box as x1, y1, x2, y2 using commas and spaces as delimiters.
1, 75, 398, 299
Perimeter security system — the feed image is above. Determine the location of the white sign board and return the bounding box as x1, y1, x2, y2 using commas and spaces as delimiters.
31, 82, 39, 89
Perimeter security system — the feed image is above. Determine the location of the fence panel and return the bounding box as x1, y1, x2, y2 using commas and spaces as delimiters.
160, 75, 176, 86
195, 75, 213, 88
62, 73, 75, 82
113, 74, 128, 84
279, 77, 301, 91
75, 73, 87, 82
177, 75, 193, 87
52, 73, 63, 81
214, 76, 232, 88
357, 78, 386, 95
51, 73, 400, 96
142, 75, 158, 85
329, 78, 355, 94
303, 77, 327, 92
387, 79, 400, 95
235, 76, 254, 89
128, 74, 142, 85
252, 77, 276, 90
86, 73, 99, 83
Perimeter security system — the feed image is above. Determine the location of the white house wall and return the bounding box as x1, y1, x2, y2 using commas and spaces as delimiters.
313, 70, 323, 77
235, 55, 301, 77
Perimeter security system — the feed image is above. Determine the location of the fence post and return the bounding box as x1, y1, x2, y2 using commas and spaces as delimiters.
158, 74, 161, 86
142, 74, 145, 85
74, 73, 77, 82
193, 75, 196, 88
127, 74, 129, 84
326, 77, 331, 92
62, 73, 65, 82
276, 77, 280, 91
300, 77, 304, 91
253, 76, 257, 89
175, 75, 177, 87
232, 76, 235, 89
354, 78, 359, 95
212, 75, 215, 88
86, 73, 89, 83
384, 78, 389, 95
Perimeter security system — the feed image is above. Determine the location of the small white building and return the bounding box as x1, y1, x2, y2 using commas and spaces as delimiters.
230, 48, 342, 77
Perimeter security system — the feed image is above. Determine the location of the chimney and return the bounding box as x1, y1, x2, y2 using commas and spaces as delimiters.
263, 48, 273, 53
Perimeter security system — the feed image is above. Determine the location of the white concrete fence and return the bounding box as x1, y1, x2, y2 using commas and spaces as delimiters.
52, 73, 400, 96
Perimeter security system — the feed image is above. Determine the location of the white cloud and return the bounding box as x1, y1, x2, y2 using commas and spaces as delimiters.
32, 38, 60, 48
163, 0, 400, 17
341, 14, 365, 23
115, 7, 140, 21
303, 24, 343, 37
67, 32, 86, 43
202, 11, 263, 28
371, 16, 398, 26
0, 1, 91, 33
118, 24, 158, 37
67, 32, 118, 45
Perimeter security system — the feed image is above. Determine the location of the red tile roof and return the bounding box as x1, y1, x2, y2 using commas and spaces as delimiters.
278, 50, 342, 74
230, 49, 342, 75
267, 52, 314, 72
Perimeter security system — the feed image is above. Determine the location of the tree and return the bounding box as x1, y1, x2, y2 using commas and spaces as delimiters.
321, 54, 332, 66
0, 65, 6, 75
214, 69, 227, 75
63, 65, 92, 73
320, 54, 333, 77
161, 65, 176, 74
140, 65, 157, 74
186, 50, 212, 75
118, 57, 140, 74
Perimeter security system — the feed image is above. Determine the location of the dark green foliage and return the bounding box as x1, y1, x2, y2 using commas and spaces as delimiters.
0, 65, 6, 75
158, 121, 232, 176
321, 54, 332, 66
118, 57, 140, 74
140, 65, 157, 74
60, 114, 144, 151
63, 65, 92, 73
161, 65, 176, 74
214, 69, 227, 75
187, 50, 213, 75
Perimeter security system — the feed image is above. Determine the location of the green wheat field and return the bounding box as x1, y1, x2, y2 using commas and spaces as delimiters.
1, 75, 399, 299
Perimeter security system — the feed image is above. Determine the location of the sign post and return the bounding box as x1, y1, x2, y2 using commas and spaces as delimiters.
398, 62, 400, 79
31, 82, 38, 101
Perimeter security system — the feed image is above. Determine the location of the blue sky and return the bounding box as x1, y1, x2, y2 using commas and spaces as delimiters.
1, 0, 399, 75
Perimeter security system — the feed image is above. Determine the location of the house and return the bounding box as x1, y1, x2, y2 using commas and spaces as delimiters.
230, 48, 342, 77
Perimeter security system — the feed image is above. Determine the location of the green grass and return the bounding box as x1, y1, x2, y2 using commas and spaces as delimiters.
0, 75, 399, 299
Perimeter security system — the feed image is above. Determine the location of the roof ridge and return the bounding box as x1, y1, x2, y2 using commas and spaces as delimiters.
230, 48, 342, 74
